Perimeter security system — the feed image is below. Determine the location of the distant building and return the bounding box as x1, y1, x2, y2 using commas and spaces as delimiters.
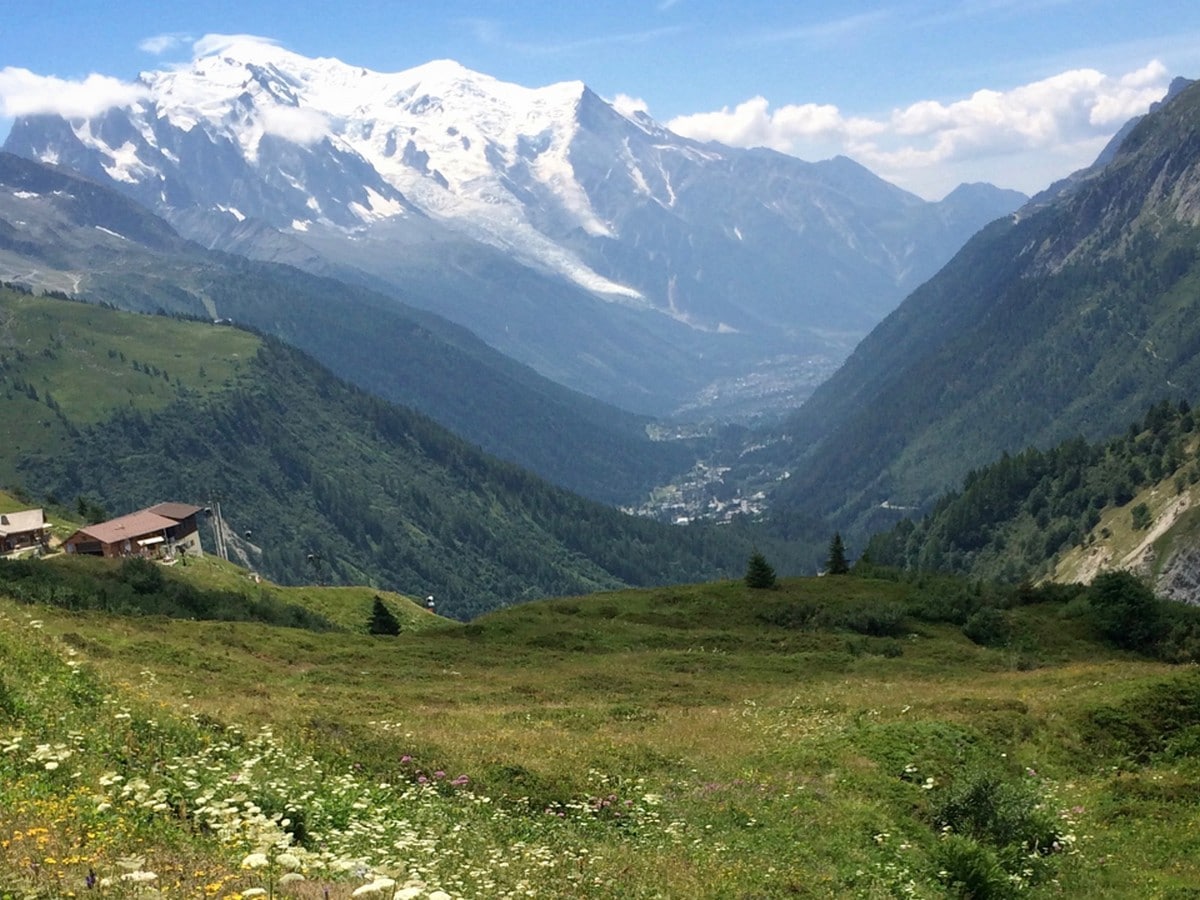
63, 502, 203, 560
0, 509, 50, 556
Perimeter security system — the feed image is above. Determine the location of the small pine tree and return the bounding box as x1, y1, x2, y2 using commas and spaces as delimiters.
368, 595, 401, 636
827, 532, 850, 575
744, 550, 777, 589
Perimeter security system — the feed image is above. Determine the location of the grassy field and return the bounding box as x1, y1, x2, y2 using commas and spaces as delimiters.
2, 568, 1199, 897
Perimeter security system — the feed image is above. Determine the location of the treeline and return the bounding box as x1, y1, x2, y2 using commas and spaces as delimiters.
0, 556, 334, 631
864, 399, 1199, 582
17, 339, 781, 620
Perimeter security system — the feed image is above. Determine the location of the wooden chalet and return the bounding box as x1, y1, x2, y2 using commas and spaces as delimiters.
63, 502, 204, 560
0, 508, 50, 556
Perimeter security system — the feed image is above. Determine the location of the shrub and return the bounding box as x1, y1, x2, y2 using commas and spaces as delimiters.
935, 834, 1013, 900
1083, 671, 1200, 762
755, 600, 818, 629
931, 768, 1062, 897
962, 607, 1013, 647
932, 768, 1059, 852
1086, 570, 1163, 651
826, 599, 907, 637
1131, 502, 1152, 531
911, 582, 981, 625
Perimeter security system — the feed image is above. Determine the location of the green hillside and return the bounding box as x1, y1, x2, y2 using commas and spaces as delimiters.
0, 286, 259, 485
3, 573, 1200, 896
0, 287, 784, 619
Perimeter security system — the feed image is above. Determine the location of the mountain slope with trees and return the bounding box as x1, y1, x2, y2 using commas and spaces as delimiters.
1, 288, 794, 618
0, 152, 695, 506
766, 78, 1200, 541
863, 399, 1200, 584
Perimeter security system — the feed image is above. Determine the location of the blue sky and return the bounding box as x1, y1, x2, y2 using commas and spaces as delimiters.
3, 0, 1200, 198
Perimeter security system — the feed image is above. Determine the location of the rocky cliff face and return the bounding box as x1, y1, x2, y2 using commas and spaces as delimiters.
1155, 544, 1200, 605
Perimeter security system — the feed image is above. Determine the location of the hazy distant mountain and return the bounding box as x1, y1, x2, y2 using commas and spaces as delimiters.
0, 151, 699, 505
3, 40, 1025, 417
767, 77, 1200, 539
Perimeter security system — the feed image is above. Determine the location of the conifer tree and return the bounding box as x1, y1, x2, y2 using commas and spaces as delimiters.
826, 532, 850, 575
368, 595, 401, 635
744, 550, 777, 589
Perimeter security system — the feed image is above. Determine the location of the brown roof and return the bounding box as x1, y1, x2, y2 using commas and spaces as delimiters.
74, 510, 179, 546
0, 509, 46, 536
145, 502, 203, 522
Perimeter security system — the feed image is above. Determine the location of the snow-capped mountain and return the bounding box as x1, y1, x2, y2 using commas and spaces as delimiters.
4, 39, 1025, 416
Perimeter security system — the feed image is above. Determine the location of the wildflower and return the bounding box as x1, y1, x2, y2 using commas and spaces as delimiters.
119, 871, 158, 883
243, 890, 268, 898
279, 873, 305, 885
241, 852, 270, 869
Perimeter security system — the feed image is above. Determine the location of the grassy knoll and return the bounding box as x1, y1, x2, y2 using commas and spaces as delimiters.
2, 573, 1199, 897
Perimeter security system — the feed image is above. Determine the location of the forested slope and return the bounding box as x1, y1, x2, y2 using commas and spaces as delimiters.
2, 289, 775, 617
767, 79, 1200, 541
864, 399, 1200, 583
0, 152, 695, 505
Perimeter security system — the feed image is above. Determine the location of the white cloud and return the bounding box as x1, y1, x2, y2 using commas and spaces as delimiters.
192, 33, 284, 59
259, 106, 329, 145
138, 33, 191, 56
611, 93, 650, 119
0, 67, 148, 119
669, 96, 881, 151
667, 60, 1172, 198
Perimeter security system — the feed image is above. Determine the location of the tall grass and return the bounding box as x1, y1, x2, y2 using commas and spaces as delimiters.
3, 575, 1199, 896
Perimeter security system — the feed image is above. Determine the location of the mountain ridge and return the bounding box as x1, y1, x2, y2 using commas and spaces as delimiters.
4, 42, 1027, 417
